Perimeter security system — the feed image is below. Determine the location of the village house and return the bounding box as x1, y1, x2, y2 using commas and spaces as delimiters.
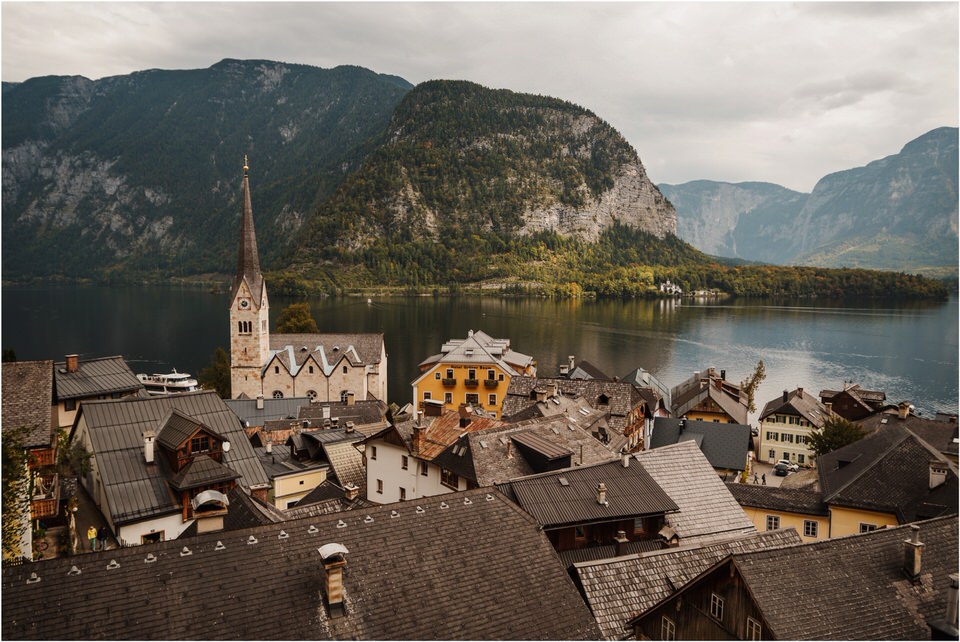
756, 387, 831, 467
726, 421, 957, 540
572, 528, 801, 639
670, 367, 749, 425
557, 355, 613, 380
819, 382, 887, 421
1, 487, 603, 640
1, 360, 59, 560
627, 515, 958, 640
68, 390, 270, 545
503, 376, 650, 451
649, 417, 752, 480
411, 329, 536, 418
53, 354, 143, 430
858, 401, 959, 464
229, 160, 387, 403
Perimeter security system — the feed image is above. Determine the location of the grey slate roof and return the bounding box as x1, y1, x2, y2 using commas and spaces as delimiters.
224, 396, 313, 426
503, 376, 643, 436
859, 411, 960, 459
573, 529, 801, 640
501, 459, 678, 528
75, 391, 269, 525
2, 360, 55, 448
649, 417, 751, 472
2, 487, 602, 641
298, 399, 388, 428
635, 441, 757, 546
53, 355, 143, 400
818, 422, 959, 522
725, 482, 829, 516
269, 332, 384, 377
727, 515, 958, 640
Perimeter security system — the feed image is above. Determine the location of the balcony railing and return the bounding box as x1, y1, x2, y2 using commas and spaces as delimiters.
464, 379, 479, 388
442, 378, 457, 387
484, 379, 499, 388
31, 471, 60, 520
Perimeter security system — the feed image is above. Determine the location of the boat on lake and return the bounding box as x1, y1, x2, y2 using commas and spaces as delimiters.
137, 370, 199, 395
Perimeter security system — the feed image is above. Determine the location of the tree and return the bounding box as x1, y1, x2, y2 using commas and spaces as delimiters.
275, 303, 319, 333
740, 360, 766, 414
806, 416, 867, 458
56, 429, 92, 476
198, 347, 231, 398
2, 427, 31, 559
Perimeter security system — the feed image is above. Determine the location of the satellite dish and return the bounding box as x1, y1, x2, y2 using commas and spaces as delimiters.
222, 441, 231, 453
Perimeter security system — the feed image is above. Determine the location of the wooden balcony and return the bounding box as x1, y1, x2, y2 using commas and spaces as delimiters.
442, 378, 457, 387
30, 471, 60, 520
464, 379, 479, 388
484, 379, 499, 389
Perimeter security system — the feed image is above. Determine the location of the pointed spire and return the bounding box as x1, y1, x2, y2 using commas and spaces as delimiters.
232, 156, 264, 306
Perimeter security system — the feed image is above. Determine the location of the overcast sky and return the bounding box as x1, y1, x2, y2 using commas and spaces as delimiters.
2, 2, 957, 191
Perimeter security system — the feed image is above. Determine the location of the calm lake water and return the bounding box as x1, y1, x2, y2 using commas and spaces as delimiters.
2, 286, 957, 420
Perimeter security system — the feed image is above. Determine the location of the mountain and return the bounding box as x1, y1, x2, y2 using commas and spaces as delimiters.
295, 80, 674, 260
2, 59, 412, 279
661, 127, 958, 275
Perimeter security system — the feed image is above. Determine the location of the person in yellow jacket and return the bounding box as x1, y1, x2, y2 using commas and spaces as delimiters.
87, 525, 97, 551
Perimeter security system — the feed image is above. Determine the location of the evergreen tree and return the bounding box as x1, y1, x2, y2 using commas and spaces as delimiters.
275, 303, 320, 333
807, 416, 868, 458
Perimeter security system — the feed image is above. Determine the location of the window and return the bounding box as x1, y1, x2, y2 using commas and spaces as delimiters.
399, 487, 406, 501
746, 617, 762, 640
401, 455, 408, 470
498, 373, 504, 381
797, 453, 805, 465
783, 451, 790, 461
487, 369, 496, 380
710, 592, 724, 621
766, 432, 778, 441
465, 393, 479, 405
420, 461, 429, 476
768, 449, 776, 460
274, 365, 280, 374
191, 435, 211, 453
446, 368, 454, 379
141, 531, 164, 544
309, 365, 314, 374
272, 390, 284, 399
803, 520, 818, 538
342, 365, 348, 374
660, 616, 676, 641
782, 433, 793, 443
376, 479, 383, 494
444, 392, 452, 404
370, 445, 377, 460
435, 372, 441, 380
488, 394, 497, 407
64, 399, 77, 412
423, 391, 432, 401
796, 435, 806, 445
765, 515, 780, 531
306, 390, 317, 401
468, 369, 476, 379
860, 523, 878, 533
441, 468, 459, 490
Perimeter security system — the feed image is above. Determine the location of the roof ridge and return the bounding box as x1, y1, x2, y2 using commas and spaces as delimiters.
822, 426, 914, 501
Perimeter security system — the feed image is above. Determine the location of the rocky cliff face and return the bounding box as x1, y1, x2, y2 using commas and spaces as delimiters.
662, 127, 957, 273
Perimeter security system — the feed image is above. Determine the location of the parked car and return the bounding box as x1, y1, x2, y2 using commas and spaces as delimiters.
776, 459, 799, 472
773, 463, 791, 476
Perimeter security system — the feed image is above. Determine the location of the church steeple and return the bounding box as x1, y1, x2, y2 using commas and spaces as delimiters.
232, 155, 264, 307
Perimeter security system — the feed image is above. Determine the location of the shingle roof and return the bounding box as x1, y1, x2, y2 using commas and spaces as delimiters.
859, 412, 959, 459
759, 387, 829, 427
574, 529, 801, 639
669, 368, 747, 424
730, 515, 959, 640
298, 399, 388, 428
502, 459, 678, 528
725, 482, 829, 515
635, 441, 757, 545
54, 355, 143, 400
819, 423, 958, 521
76, 391, 269, 525
2, 360, 54, 448
503, 376, 643, 435
2, 488, 602, 640
321, 441, 366, 493
649, 418, 751, 472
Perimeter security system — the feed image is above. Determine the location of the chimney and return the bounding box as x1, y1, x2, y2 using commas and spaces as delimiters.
318, 544, 349, 618
323, 406, 331, 420
459, 404, 473, 428
65, 354, 79, 373
903, 524, 924, 581
256, 395, 264, 410
621, 451, 630, 468
797, 387, 804, 398
825, 401, 833, 415
930, 461, 948, 489
569, 355, 576, 371
266, 442, 272, 454
345, 421, 355, 433
412, 424, 423, 455
678, 419, 686, 433
346, 392, 355, 406
783, 390, 789, 403
720, 369, 726, 381
506, 440, 513, 459
416, 410, 423, 427
614, 530, 629, 556
143, 429, 156, 464
596, 482, 607, 505
343, 483, 359, 502
898, 401, 911, 420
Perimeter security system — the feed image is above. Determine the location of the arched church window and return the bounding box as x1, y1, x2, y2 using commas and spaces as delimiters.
272, 391, 284, 399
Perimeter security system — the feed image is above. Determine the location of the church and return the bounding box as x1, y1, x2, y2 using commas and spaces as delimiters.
229, 159, 387, 403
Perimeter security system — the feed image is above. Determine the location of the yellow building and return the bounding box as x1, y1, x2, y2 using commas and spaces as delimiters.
411, 330, 536, 419
727, 484, 829, 542
757, 387, 831, 467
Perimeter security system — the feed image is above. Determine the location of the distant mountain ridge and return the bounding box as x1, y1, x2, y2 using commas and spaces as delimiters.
660, 127, 959, 275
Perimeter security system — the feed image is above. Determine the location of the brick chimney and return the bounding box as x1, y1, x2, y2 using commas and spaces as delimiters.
614, 530, 629, 556
65, 354, 79, 373
412, 423, 424, 455
318, 544, 349, 618
459, 404, 473, 428
903, 524, 924, 581
343, 483, 359, 502
782, 389, 789, 403
143, 429, 156, 464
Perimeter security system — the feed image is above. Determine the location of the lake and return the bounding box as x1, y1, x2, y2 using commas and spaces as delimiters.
2, 285, 957, 421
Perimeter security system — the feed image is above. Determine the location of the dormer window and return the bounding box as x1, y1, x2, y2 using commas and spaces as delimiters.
191, 435, 211, 453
